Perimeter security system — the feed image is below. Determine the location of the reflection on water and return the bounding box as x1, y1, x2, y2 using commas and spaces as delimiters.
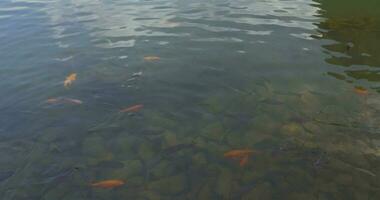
316, 0, 380, 90
0, 0, 379, 199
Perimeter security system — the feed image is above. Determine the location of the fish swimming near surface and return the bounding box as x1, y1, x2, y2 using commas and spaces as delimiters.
354, 86, 369, 96
132, 71, 143, 78
64, 98, 83, 104
224, 149, 254, 167
143, 56, 160, 62
64, 73, 77, 88
46, 97, 82, 105
46, 98, 60, 104
120, 104, 144, 113
91, 179, 125, 189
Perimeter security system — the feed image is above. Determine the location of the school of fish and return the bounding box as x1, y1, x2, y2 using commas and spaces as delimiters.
51, 56, 369, 188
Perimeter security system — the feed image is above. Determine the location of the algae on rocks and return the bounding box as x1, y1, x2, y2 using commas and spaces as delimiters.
148, 174, 187, 195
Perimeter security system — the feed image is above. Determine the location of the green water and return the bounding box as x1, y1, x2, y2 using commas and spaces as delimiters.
0, 0, 379, 199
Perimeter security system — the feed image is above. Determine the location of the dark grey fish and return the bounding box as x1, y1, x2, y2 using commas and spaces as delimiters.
0, 171, 14, 182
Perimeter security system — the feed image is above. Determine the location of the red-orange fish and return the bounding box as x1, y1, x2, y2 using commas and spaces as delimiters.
120, 104, 144, 113
224, 149, 254, 167
354, 86, 369, 96
91, 179, 125, 189
224, 149, 254, 158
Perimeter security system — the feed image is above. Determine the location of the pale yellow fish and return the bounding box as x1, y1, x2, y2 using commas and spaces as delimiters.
64, 73, 77, 88
46, 98, 60, 104
144, 56, 160, 62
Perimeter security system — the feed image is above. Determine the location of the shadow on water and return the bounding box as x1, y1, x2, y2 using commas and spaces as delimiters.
315, 0, 380, 91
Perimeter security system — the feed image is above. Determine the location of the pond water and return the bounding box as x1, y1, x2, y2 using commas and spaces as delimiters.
0, 0, 379, 199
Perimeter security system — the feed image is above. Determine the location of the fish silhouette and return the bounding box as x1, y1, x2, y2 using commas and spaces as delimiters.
224, 149, 254, 167
144, 56, 160, 61
91, 179, 125, 189
46, 97, 82, 105
120, 104, 143, 113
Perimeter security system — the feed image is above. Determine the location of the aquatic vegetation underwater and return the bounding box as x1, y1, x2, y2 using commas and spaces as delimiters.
1, 79, 379, 199
0, 0, 379, 199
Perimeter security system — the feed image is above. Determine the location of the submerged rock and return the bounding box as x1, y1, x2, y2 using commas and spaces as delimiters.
82, 136, 106, 156
198, 183, 213, 199
162, 131, 178, 147
201, 122, 224, 142
241, 182, 272, 200
0, 170, 14, 182
215, 168, 234, 199
281, 122, 304, 135
149, 174, 187, 195
93, 160, 125, 169
151, 161, 171, 178
138, 142, 156, 161
82, 136, 112, 164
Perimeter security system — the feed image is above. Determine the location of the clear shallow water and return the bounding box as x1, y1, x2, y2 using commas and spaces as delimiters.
0, 0, 379, 199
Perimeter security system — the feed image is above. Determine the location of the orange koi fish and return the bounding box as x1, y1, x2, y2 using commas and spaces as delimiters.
224, 149, 254, 158
120, 104, 144, 113
64, 73, 77, 88
224, 149, 254, 167
143, 56, 160, 62
354, 86, 368, 96
91, 179, 125, 189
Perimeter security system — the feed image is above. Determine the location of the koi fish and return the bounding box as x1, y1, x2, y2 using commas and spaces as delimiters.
46, 98, 60, 104
63, 98, 83, 105
132, 71, 143, 78
354, 86, 368, 96
45, 97, 82, 105
64, 73, 77, 88
120, 104, 143, 113
224, 149, 254, 167
143, 56, 160, 62
91, 179, 125, 189
224, 149, 254, 158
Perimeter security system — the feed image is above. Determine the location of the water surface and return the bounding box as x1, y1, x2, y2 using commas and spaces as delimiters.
0, 0, 379, 199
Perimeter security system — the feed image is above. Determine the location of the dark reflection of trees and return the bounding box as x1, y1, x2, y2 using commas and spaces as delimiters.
314, 0, 380, 85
